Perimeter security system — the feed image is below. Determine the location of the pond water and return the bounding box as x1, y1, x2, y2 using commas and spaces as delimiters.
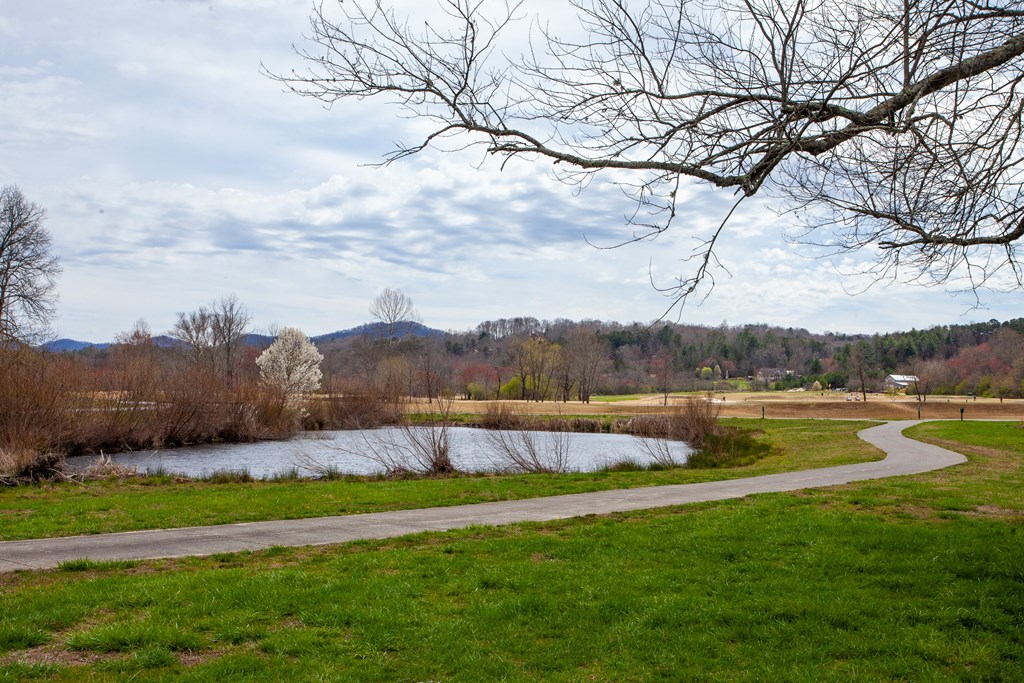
66, 427, 691, 479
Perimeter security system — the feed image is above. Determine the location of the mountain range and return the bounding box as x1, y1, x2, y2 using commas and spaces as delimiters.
40, 321, 445, 352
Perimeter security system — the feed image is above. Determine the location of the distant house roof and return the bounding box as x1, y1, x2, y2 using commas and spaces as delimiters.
755, 368, 792, 381
884, 374, 920, 387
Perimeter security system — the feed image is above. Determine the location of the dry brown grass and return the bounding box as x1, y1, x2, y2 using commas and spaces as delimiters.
0, 347, 311, 482
0, 644, 115, 668
303, 379, 401, 430
429, 393, 1024, 421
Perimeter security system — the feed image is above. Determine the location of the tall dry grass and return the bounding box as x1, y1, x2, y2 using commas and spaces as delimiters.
65, 368, 300, 453
1, 347, 312, 482
0, 349, 81, 480
302, 377, 401, 430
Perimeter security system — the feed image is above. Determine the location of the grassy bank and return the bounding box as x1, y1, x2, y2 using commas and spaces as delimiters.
0, 419, 879, 541
0, 421, 1021, 681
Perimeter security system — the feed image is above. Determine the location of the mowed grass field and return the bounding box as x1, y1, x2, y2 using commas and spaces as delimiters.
0, 420, 1021, 680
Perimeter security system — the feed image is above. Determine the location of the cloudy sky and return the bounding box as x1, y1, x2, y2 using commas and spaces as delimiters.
3, 0, 1021, 342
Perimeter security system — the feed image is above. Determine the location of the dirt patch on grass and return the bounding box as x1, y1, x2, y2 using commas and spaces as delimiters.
177, 649, 225, 667
1, 644, 117, 668
970, 505, 1024, 520
530, 552, 560, 564
3, 644, 229, 671
273, 618, 305, 631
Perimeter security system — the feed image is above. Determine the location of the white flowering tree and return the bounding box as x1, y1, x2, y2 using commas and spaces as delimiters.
256, 327, 323, 395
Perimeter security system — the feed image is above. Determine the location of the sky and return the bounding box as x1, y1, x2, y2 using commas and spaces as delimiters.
3, 0, 1022, 343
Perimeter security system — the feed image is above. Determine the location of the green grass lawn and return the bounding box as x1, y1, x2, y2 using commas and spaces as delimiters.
588, 393, 650, 402
1, 421, 1021, 681
0, 419, 880, 541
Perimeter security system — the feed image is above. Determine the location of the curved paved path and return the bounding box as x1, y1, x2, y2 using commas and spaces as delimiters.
0, 421, 966, 573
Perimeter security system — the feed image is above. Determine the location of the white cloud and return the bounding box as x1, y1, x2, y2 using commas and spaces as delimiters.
0, 74, 109, 148
115, 61, 150, 78
3, 0, 1022, 341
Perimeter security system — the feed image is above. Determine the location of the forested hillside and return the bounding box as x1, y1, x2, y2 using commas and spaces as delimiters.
311, 316, 1024, 400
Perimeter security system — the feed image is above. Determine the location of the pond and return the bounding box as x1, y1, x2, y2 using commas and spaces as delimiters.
66, 427, 692, 479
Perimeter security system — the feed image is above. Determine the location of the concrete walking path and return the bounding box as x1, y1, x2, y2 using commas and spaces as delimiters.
0, 420, 966, 573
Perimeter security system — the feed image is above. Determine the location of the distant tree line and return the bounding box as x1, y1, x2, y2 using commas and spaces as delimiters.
43, 308, 1024, 405
313, 313, 1024, 402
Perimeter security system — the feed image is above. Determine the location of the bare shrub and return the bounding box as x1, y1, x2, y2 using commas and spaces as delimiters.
70, 367, 301, 453
483, 427, 574, 474
672, 393, 722, 449
631, 430, 683, 468
0, 348, 79, 478
303, 378, 400, 430
325, 393, 457, 476
150, 367, 232, 446
1, 343, 314, 483
569, 417, 601, 433
394, 394, 456, 474
630, 395, 768, 470
228, 380, 299, 441
480, 400, 529, 430
628, 393, 722, 467
482, 402, 575, 474
627, 394, 722, 444
609, 418, 633, 434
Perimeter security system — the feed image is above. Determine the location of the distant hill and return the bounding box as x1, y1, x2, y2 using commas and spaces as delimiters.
312, 321, 445, 344
41, 336, 181, 352
40, 339, 110, 352
151, 335, 181, 349
243, 333, 274, 348
39, 323, 444, 353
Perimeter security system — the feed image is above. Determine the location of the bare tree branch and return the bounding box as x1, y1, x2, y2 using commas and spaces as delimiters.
268, 0, 1024, 304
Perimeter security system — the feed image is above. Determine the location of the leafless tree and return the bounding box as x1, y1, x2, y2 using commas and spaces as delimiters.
271, 0, 1024, 306
507, 336, 533, 400
172, 307, 215, 368
351, 333, 385, 386
112, 318, 159, 397
649, 351, 678, 405
114, 317, 153, 347
210, 294, 251, 385
905, 361, 928, 404
0, 185, 61, 345
171, 295, 251, 382
849, 341, 878, 401
565, 326, 609, 402
369, 287, 421, 353
375, 353, 414, 401
552, 344, 575, 402
508, 336, 557, 401
415, 336, 452, 402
